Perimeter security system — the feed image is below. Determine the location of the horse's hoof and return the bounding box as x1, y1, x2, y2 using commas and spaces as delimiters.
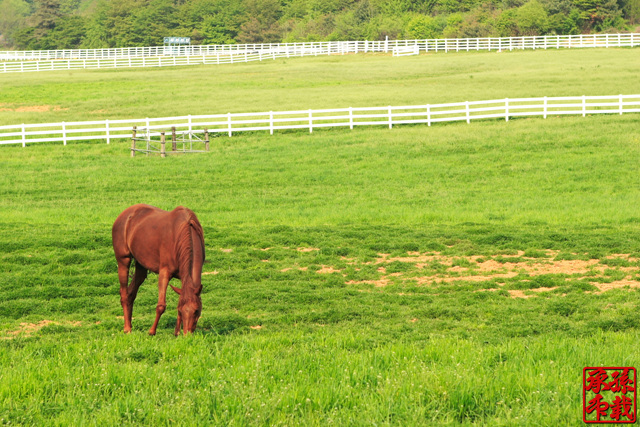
148, 330, 156, 336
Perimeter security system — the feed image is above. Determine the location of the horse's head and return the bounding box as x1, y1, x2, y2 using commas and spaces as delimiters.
171, 284, 202, 335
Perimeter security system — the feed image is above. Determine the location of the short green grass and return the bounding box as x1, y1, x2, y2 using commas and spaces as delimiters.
1, 49, 640, 425
1, 48, 639, 124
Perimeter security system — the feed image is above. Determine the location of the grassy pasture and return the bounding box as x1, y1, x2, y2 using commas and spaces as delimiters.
1, 48, 640, 124
1, 49, 640, 425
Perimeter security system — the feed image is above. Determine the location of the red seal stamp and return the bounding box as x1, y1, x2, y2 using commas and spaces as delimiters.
583, 367, 636, 423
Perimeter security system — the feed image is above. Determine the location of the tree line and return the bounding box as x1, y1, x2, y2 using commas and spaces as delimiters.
0, 0, 638, 50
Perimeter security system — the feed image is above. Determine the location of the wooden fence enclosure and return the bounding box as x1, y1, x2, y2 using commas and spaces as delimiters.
130, 126, 211, 157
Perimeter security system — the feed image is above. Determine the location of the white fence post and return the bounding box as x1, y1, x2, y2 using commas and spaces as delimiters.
309, 109, 313, 133
349, 107, 353, 130
465, 102, 470, 124
106, 119, 110, 144
582, 95, 586, 117
227, 113, 232, 137
62, 121, 67, 145
543, 97, 547, 119
269, 111, 274, 135
22, 124, 26, 147
427, 105, 431, 126
505, 98, 509, 122
619, 94, 623, 115
388, 106, 393, 129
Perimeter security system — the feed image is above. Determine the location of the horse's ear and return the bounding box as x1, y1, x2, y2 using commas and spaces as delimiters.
170, 284, 182, 295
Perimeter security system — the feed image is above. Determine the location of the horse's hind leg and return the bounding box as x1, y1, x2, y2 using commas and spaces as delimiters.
118, 259, 147, 333
117, 257, 133, 332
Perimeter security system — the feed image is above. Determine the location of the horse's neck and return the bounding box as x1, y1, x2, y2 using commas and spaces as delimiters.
179, 222, 203, 290
189, 222, 204, 285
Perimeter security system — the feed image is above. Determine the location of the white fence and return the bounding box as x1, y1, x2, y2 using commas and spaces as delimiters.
1, 95, 638, 147
1, 33, 638, 73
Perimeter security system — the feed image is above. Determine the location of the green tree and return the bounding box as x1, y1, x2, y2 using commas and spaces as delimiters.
496, 8, 520, 35
11, 0, 65, 48
329, 10, 365, 39
573, 0, 624, 30
0, 0, 31, 46
281, 14, 335, 42
516, 0, 549, 34
181, 0, 244, 44
406, 14, 446, 38
40, 15, 86, 48
237, 0, 282, 43
619, 0, 640, 24
130, 0, 181, 46
442, 12, 464, 37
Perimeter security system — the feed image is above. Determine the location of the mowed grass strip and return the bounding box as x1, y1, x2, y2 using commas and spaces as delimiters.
1, 50, 640, 425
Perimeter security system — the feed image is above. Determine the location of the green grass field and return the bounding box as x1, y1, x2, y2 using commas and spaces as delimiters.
1, 48, 640, 425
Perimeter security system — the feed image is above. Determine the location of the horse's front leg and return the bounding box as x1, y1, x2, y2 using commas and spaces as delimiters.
174, 312, 182, 336
149, 269, 170, 336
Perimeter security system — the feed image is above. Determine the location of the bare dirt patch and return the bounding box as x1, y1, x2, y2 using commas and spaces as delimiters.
317, 265, 342, 274
591, 280, 640, 293
0, 104, 67, 112
343, 251, 640, 296
346, 279, 390, 287
2, 319, 82, 339
281, 267, 308, 272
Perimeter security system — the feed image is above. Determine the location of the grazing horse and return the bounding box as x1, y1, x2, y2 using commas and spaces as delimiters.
112, 204, 205, 335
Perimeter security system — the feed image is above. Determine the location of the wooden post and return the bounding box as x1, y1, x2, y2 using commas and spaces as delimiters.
171, 127, 177, 151
131, 126, 137, 157
161, 132, 166, 158
204, 128, 210, 151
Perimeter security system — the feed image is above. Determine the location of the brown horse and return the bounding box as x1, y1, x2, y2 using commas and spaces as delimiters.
112, 204, 205, 335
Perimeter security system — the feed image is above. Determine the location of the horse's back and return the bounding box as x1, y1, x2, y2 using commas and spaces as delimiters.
112, 205, 170, 263
112, 204, 203, 272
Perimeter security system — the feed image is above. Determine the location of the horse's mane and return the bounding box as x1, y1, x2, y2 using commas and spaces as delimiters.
176, 208, 204, 290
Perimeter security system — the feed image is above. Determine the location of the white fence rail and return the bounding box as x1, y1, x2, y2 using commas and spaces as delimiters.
1, 95, 638, 147
1, 33, 638, 73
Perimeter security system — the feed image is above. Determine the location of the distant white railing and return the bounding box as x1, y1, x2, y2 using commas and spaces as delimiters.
1, 95, 638, 147
0, 33, 638, 73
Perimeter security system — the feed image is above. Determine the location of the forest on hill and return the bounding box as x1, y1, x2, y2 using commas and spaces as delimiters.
0, 0, 639, 50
